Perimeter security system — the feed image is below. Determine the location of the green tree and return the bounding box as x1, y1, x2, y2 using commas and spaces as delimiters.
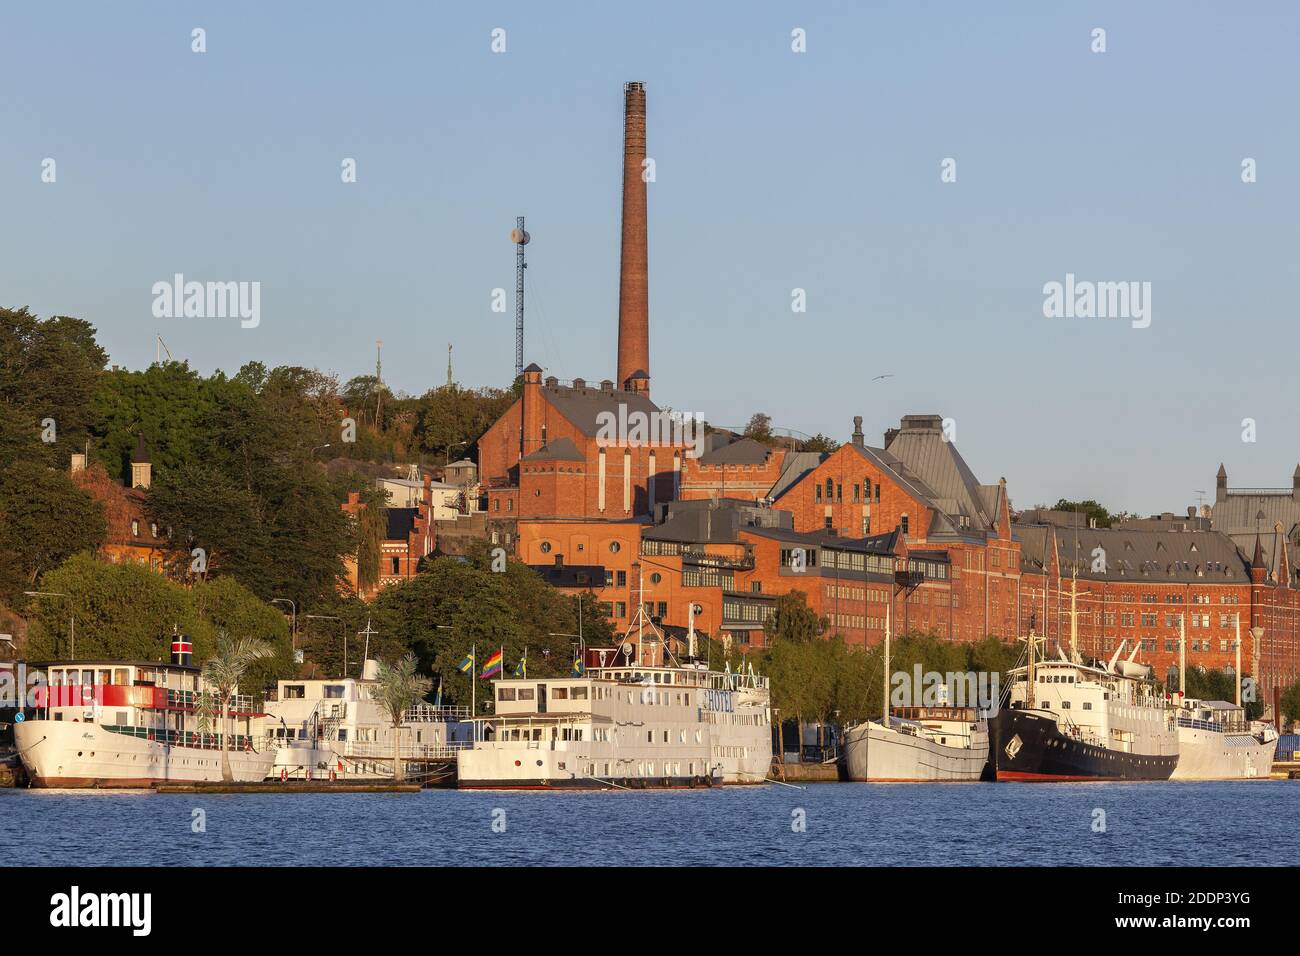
764, 590, 826, 644
372, 653, 432, 783
1280, 679, 1300, 729
0, 307, 107, 468
25, 552, 210, 661
0, 461, 106, 600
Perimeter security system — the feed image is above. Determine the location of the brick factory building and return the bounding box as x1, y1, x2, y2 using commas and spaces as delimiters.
459, 80, 1300, 710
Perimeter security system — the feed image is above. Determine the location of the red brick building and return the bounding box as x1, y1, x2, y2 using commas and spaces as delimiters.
1015, 514, 1300, 710
341, 475, 437, 600
477, 365, 690, 523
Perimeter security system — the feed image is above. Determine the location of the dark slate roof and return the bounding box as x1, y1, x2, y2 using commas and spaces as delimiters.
1015, 521, 1249, 583
1210, 490, 1300, 537
386, 507, 418, 540
695, 437, 773, 466
541, 384, 663, 437
882, 415, 997, 531
521, 436, 584, 462
742, 525, 900, 555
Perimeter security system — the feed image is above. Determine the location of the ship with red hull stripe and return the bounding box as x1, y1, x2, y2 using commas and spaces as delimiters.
13, 638, 274, 788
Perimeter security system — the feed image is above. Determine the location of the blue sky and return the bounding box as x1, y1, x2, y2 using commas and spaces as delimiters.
3, 1, 1298, 515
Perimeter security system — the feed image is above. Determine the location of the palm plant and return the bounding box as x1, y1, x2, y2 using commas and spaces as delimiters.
373, 653, 432, 783
201, 632, 274, 782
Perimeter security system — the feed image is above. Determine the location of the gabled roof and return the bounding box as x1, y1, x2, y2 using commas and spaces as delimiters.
769, 451, 827, 500
521, 436, 584, 462
540, 384, 663, 438
882, 415, 995, 531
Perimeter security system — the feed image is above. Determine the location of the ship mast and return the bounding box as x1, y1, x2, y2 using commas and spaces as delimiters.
1234, 613, 1242, 707
882, 602, 891, 725
1178, 613, 1188, 696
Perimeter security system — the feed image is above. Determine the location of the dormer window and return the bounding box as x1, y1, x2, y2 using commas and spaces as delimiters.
131, 519, 139, 536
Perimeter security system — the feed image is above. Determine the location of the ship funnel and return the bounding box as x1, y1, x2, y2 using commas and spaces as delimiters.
171, 633, 193, 667
361, 659, 380, 681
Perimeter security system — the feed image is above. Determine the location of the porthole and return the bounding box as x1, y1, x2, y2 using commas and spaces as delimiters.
609, 541, 621, 553
650, 572, 662, 584
540, 541, 552, 554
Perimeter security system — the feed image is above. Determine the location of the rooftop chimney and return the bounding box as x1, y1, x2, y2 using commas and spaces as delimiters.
617, 82, 649, 393
851, 416, 865, 448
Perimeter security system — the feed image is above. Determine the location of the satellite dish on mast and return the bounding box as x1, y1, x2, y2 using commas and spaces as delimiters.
510, 228, 530, 245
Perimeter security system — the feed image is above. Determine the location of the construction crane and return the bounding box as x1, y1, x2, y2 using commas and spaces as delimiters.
511, 217, 529, 380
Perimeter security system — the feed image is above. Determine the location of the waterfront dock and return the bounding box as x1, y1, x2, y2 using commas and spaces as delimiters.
153, 781, 421, 794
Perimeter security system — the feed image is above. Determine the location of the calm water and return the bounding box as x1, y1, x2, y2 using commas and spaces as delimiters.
3, 781, 1295, 866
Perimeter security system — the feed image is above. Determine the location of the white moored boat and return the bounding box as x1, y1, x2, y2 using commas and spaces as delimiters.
263, 659, 471, 782
1168, 613, 1276, 780
840, 707, 989, 782
14, 639, 274, 788
839, 605, 989, 782
457, 599, 772, 790
1171, 698, 1276, 780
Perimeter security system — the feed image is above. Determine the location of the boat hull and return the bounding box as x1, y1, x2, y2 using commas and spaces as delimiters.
457, 742, 721, 790
992, 708, 1177, 782
14, 719, 275, 788
1170, 726, 1275, 780
839, 721, 989, 782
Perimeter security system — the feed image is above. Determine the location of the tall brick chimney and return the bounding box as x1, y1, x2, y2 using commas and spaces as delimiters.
617, 81, 649, 392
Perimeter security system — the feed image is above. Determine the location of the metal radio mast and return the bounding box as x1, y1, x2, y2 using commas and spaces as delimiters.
511, 217, 530, 380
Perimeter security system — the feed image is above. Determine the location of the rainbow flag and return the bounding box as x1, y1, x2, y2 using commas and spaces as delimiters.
480, 649, 503, 679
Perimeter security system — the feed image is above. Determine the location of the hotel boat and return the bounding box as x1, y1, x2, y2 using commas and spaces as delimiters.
457, 604, 772, 790
839, 605, 990, 782
263, 659, 471, 781
1167, 616, 1276, 780
14, 640, 274, 788
991, 635, 1179, 782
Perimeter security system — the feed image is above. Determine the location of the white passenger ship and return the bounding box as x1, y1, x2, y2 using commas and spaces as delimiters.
264, 659, 471, 781
457, 612, 771, 790
14, 640, 274, 788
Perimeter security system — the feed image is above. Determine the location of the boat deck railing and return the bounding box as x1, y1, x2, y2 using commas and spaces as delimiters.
338, 740, 470, 760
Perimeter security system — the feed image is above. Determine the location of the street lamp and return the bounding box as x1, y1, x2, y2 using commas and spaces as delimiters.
24, 591, 74, 659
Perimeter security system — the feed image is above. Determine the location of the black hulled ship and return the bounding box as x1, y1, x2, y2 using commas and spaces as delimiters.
991, 635, 1178, 782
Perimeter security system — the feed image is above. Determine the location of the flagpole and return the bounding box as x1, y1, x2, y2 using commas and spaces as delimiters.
471, 642, 476, 742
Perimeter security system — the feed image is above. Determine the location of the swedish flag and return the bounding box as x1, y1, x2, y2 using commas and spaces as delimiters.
513, 654, 527, 678
571, 657, 585, 677
457, 652, 475, 674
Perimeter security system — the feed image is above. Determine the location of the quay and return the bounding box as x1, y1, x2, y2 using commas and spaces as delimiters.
153, 781, 421, 794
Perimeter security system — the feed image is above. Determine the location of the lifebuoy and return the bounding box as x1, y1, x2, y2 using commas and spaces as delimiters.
280, 769, 288, 783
